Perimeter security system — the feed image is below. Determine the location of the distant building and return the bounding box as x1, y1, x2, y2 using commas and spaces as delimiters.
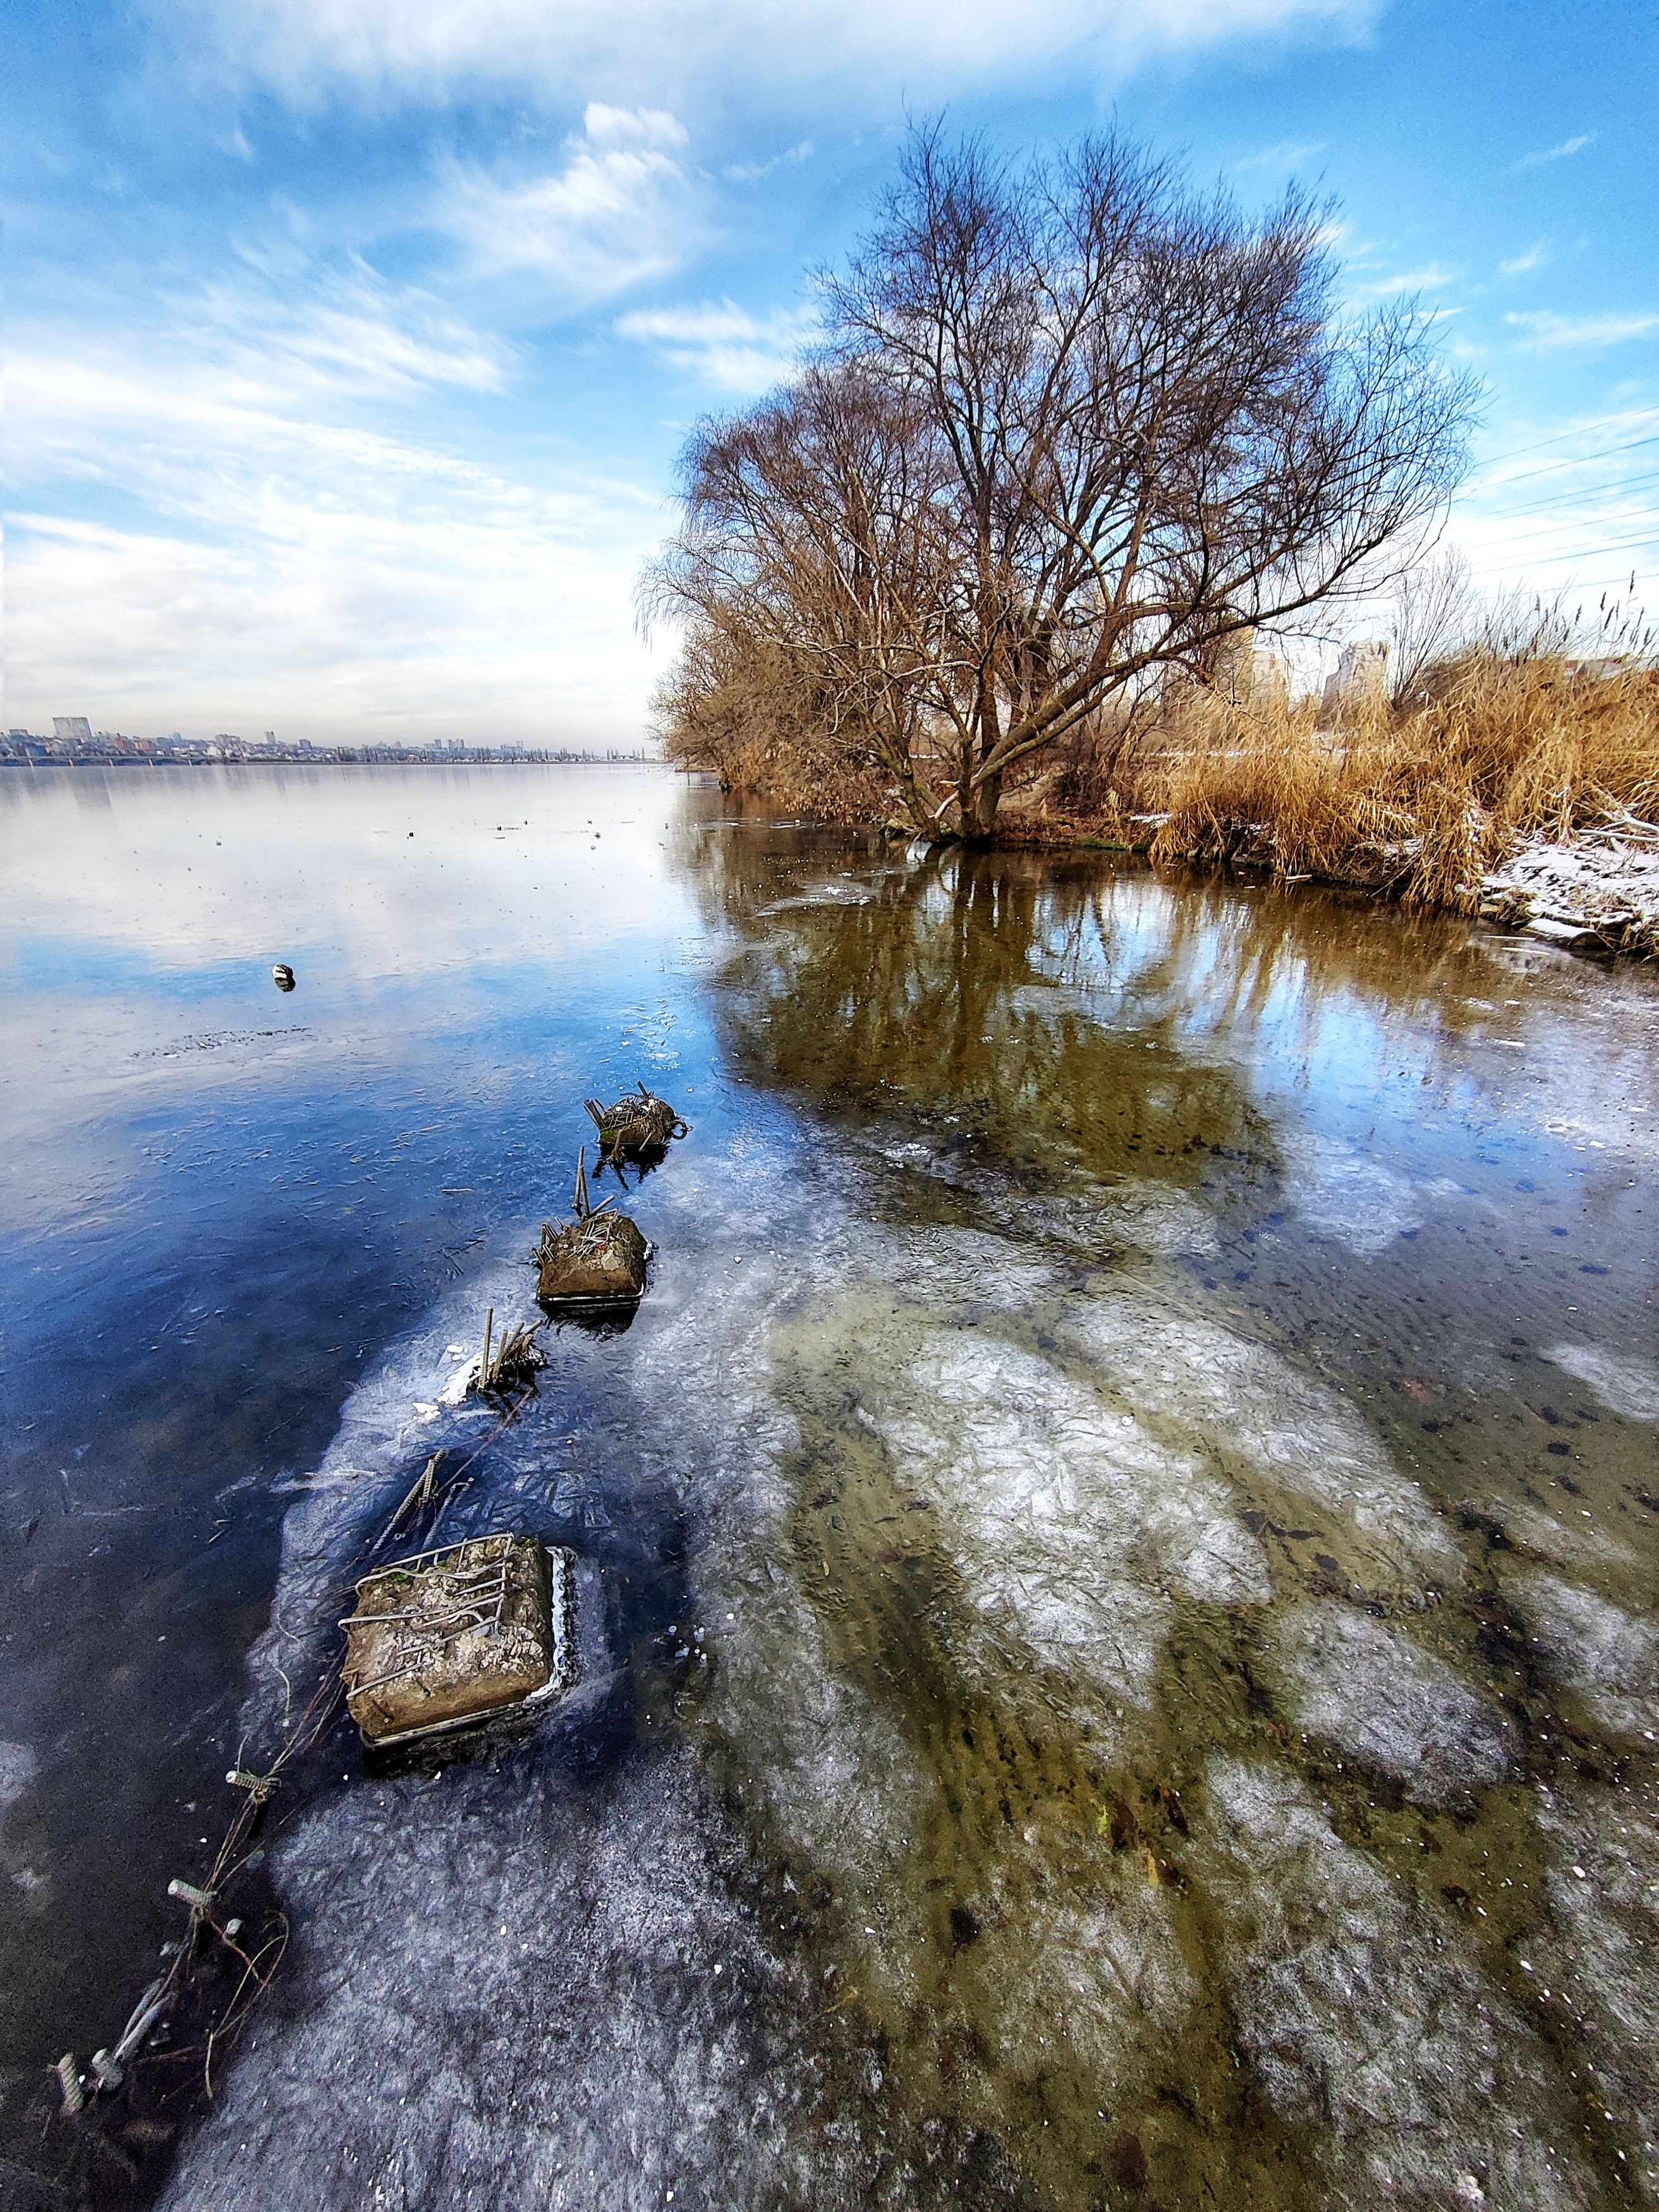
53, 715, 94, 743
1320, 641, 1390, 722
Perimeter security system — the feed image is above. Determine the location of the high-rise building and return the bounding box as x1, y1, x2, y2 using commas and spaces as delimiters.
52, 716, 94, 743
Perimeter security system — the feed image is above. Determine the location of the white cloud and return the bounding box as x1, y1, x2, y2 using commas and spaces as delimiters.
5, 276, 667, 743
1231, 138, 1325, 174
1349, 262, 1461, 300
1499, 243, 1549, 276
614, 298, 818, 392
437, 104, 696, 304
153, 0, 1381, 114
1510, 131, 1595, 172
1507, 308, 1659, 353
723, 140, 815, 184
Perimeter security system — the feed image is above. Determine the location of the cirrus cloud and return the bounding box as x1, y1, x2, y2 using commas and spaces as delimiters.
437, 104, 698, 305
614, 299, 819, 392
150, 0, 1383, 114
1507, 308, 1659, 353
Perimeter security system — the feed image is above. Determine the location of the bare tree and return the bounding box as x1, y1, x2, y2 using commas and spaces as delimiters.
650, 125, 1476, 839
1388, 545, 1476, 705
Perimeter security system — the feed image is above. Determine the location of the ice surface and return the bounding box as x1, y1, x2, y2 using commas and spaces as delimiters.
1458, 1492, 1634, 1569
865, 1330, 1270, 1725
974, 1871, 1196, 2082
1202, 1757, 1597, 2209
1265, 1603, 1513, 1803
1544, 1343, 1659, 1425
1512, 1572, 1659, 1739
873, 1131, 1221, 1258
1059, 1287, 1456, 1580
1534, 1777, 1659, 2200
0, 1741, 37, 1823
161, 1746, 924, 2212
1282, 1132, 1429, 1255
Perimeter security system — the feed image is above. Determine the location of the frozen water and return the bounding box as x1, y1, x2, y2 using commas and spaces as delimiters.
0, 1742, 37, 1824
1459, 1492, 1634, 1569
1282, 1133, 1428, 1255
1534, 1777, 1659, 2200
1511, 1572, 1659, 1739
161, 1746, 922, 2212
1202, 1757, 1598, 2209
1544, 1343, 1659, 1425
1264, 1603, 1513, 1803
974, 1869, 1196, 2082
1059, 1287, 1457, 1582
864, 1328, 1270, 1727
873, 1128, 1222, 1259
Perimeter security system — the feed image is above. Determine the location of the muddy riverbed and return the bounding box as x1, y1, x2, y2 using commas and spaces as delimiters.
1, 763, 1655, 2210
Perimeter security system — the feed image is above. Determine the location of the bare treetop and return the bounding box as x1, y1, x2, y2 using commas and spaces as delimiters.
650, 123, 1477, 838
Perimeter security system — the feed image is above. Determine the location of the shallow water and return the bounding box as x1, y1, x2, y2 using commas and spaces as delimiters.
2, 765, 1656, 2209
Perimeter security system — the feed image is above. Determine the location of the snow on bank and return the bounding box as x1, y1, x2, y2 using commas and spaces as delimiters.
1480, 833, 1659, 954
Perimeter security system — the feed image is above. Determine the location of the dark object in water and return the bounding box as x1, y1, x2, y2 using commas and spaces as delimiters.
476, 1308, 545, 1397
272, 963, 296, 992
341, 1534, 574, 1747
536, 1147, 649, 1308
584, 1081, 688, 1164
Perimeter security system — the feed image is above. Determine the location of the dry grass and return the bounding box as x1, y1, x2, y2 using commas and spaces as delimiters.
1148, 652, 1659, 908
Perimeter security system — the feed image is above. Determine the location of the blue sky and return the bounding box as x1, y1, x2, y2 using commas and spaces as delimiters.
4, 0, 1656, 744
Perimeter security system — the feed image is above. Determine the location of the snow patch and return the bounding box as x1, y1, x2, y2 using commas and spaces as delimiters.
1481, 834, 1659, 955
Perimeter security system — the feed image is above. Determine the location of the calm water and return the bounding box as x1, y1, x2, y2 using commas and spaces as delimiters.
2, 763, 1656, 2211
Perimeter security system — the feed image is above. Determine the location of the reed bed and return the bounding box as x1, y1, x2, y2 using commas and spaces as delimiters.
1146, 653, 1659, 911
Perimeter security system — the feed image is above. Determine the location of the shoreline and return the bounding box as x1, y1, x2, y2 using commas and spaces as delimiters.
880, 815, 1659, 959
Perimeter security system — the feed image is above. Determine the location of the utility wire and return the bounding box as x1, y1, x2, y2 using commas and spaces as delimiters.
1465, 509, 1659, 554
1468, 411, 1659, 477
1465, 528, 1659, 568
1461, 466, 1659, 521
1469, 429, 1659, 490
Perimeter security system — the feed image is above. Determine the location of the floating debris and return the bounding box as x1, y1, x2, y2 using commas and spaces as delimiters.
536, 1148, 649, 1308
272, 963, 296, 992
584, 1081, 688, 1165
340, 1534, 574, 1747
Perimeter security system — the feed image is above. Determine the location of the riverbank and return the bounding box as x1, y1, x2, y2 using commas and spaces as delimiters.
682, 648, 1659, 957
1005, 818, 1659, 957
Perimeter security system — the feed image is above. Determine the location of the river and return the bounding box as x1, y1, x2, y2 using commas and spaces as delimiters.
2, 762, 1656, 2210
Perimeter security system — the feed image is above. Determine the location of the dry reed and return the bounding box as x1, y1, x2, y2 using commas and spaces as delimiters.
1148, 652, 1659, 910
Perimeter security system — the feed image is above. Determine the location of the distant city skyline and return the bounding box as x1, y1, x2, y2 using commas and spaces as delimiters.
6, 722, 657, 766
4, 0, 1656, 744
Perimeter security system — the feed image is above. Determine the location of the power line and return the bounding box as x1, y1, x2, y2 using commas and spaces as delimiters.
1464, 508, 1659, 554
1462, 466, 1659, 521
1466, 529, 1659, 568
1468, 410, 1659, 477
1469, 429, 1659, 491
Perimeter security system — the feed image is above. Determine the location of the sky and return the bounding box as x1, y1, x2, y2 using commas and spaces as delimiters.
4, 0, 1656, 746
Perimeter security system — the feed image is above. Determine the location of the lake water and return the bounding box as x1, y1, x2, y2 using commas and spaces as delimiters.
2, 763, 1656, 2211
